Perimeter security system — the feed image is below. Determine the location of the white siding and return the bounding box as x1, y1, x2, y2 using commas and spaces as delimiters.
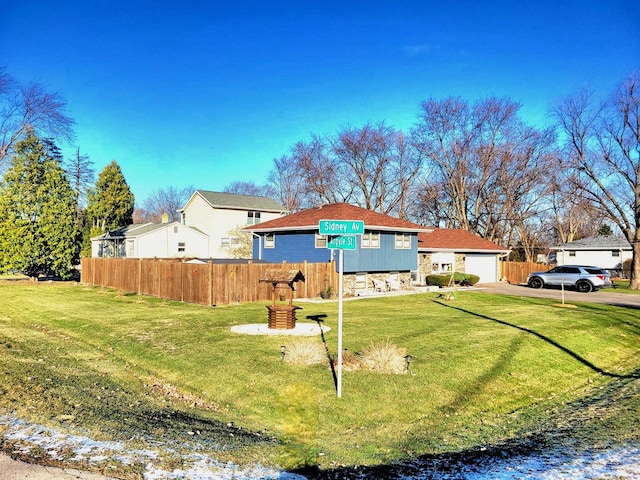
556, 250, 632, 269
181, 193, 284, 258
137, 225, 207, 258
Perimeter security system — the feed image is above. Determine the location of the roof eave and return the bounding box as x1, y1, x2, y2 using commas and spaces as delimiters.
245, 225, 434, 233
419, 247, 510, 253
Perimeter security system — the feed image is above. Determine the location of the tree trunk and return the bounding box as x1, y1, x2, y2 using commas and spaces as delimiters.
630, 242, 640, 289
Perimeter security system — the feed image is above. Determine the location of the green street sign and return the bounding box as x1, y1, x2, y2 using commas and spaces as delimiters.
319, 220, 365, 235
327, 235, 357, 250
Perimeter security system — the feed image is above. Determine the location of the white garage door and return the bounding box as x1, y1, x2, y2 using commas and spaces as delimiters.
465, 254, 498, 283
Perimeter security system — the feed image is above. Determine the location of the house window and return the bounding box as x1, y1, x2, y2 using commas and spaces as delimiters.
247, 211, 261, 225
315, 233, 327, 248
174, 226, 178, 233
221, 237, 240, 248
361, 232, 380, 249
127, 240, 134, 257
569, 251, 576, 257
395, 233, 411, 249
612, 250, 620, 257
355, 273, 367, 290
178, 242, 186, 252
431, 252, 454, 273
264, 233, 275, 248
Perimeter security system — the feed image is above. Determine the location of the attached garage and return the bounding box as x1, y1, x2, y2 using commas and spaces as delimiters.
417, 229, 510, 284
465, 253, 499, 283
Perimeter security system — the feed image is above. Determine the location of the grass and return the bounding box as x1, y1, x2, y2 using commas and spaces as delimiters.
0, 282, 638, 477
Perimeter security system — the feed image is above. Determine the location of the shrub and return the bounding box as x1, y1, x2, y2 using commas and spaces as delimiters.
426, 272, 479, 287
357, 340, 407, 374
622, 258, 632, 278
284, 339, 326, 366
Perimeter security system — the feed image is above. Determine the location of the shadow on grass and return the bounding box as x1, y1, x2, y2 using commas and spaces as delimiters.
435, 300, 640, 379
306, 314, 337, 392
290, 365, 640, 480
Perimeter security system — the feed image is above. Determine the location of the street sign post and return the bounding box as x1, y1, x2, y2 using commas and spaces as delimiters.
319, 220, 364, 398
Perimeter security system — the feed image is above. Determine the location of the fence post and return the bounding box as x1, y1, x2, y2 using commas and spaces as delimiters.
303, 260, 308, 298
208, 261, 213, 306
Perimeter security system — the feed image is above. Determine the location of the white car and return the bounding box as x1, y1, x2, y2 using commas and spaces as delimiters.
527, 265, 612, 293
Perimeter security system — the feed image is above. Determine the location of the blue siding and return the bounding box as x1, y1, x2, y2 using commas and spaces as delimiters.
253, 232, 332, 263
345, 232, 417, 272
253, 231, 418, 273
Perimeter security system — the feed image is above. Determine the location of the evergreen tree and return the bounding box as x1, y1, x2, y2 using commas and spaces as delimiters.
0, 131, 78, 278
87, 160, 135, 232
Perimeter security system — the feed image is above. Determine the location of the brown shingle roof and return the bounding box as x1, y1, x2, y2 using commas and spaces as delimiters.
418, 229, 509, 252
244, 203, 432, 233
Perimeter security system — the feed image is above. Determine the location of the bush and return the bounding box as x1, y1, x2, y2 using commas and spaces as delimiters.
622, 259, 632, 278
426, 272, 480, 287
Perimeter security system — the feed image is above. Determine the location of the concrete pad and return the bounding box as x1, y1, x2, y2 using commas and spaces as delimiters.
230, 322, 330, 336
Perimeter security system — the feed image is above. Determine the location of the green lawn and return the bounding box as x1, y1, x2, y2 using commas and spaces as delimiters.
0, 283, 638, 476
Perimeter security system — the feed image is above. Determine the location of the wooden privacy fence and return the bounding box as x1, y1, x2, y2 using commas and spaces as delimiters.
81, 258, 338, 306
501, 261, 549, 285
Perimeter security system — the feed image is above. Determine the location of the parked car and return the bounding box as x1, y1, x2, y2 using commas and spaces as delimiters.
527, 265, 612, 293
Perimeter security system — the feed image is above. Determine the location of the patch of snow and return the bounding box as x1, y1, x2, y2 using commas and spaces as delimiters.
1, 414, 638, 479
0, 414, 305, 479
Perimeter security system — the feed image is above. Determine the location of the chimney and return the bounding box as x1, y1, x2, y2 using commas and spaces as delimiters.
161, 212, 169, 223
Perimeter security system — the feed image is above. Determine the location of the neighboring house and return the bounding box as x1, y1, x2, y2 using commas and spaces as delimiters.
91, 220, 209, 258
243, 203, 432, 295
179, 190, 287, 258
551, 235, 632, 274
417, 229, 510, 284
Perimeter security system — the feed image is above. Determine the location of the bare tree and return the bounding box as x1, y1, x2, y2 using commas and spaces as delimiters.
138, 185, 193, 223
64, 147, 95, 208
0, 70, 75, 167
272, 124, 423, 214
224, 180, 275, 198
412, 96, 555, 248
291, 135, 347, 206
547, 165, 604, 244
332, 122, 423, 216
553, 72, 640, 288
268, 154, 305, 212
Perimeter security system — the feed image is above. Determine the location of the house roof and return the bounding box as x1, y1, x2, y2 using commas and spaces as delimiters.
244, 203, 432, 233
91, 222, 206, 241
418, 229, 510, 253
551, 235, 632, 251
183, 190, 286, 213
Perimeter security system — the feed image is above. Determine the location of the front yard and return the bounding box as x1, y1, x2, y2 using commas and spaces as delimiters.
0, 283, 638, 478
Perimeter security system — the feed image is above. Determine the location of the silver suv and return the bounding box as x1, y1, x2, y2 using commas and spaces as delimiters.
527, 265, 612, 293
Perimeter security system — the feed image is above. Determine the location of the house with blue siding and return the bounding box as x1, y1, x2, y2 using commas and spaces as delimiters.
244, 203, 432, 295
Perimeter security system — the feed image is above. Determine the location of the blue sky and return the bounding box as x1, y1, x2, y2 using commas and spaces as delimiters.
3, 1, 639, 204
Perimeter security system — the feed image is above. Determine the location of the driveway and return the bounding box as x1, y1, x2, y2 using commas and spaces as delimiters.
475, 282, 640, 308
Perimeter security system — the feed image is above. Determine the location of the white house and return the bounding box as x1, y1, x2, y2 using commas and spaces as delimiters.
180, 190, 287, 258
551, 235, 632, 273
91, 221, 209, 258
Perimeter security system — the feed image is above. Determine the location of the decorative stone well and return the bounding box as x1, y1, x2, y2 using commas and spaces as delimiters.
259, 269, 305, 329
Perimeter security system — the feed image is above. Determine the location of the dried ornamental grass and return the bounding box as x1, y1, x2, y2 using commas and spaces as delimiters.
331, 349, 362, 371
283, 338, 326, 365
358, 339, 407, 374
